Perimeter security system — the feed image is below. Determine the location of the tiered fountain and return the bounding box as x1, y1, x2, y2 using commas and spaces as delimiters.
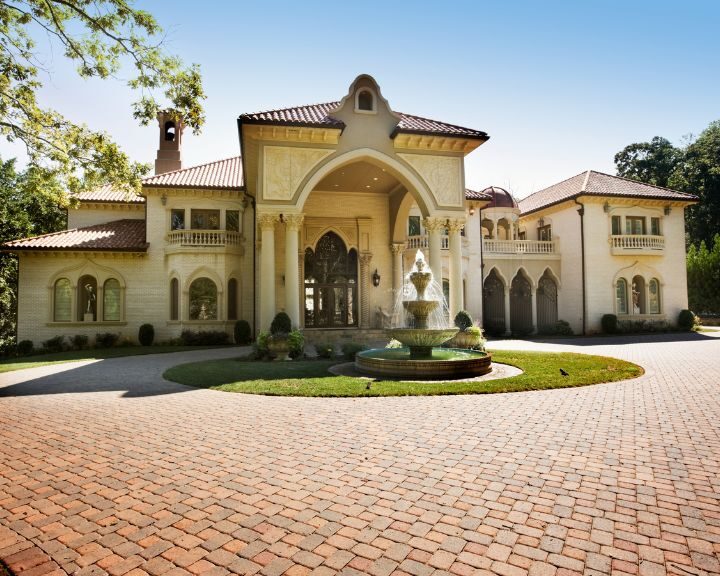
355, 251, 492, 380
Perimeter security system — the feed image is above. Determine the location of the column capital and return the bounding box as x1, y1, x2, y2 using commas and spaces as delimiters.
390, 243, 405, 255
423, 216, 446, 233
447, 217, 466, 233
284, 213, 305, 231
359, 252, 373, 266
257, 213, 280, 231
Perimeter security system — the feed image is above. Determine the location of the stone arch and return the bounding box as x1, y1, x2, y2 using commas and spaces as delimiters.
483, 267, 506, 336
538, 266, 561, 289
391, 190, 418, 244
48, 259, 126, 288
183, 266, 224, 294
306, 225, 356, 252
537, 269, 559, 333
295, 148, 436, 216
510, 269, 533, 336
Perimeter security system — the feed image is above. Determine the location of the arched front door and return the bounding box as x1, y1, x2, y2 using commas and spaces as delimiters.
483, 269, 506, 336
536, 270, 558, 333
304, 232, 358, 327
510, 272, 533, 336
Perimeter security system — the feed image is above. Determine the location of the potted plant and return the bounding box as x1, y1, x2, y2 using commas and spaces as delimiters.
450, 311, 485, 349
267, 312, 293, 361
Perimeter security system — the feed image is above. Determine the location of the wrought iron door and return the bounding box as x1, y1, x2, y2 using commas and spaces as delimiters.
510, 273, 533, 336
536, 271, 558, 333
483, 269, 506, 336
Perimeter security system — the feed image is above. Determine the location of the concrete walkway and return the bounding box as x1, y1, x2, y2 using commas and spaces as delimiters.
0, 335, 719, 576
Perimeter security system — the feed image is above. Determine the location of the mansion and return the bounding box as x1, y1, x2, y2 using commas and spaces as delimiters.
2, 75, 698, 345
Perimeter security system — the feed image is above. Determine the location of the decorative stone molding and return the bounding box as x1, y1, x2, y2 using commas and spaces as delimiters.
390, 243, 405, 255
263, 146, 334, 201
283, 213, 305, 231
359, 252, 373, 329
447, 218, 466, 234
257, 213, 280, 231
399, 153, 463, 207
422, 216, 447, 233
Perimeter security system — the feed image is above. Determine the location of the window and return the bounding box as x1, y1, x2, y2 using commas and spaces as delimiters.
78, 275, 97, 321
408, 216, 421, 236
611, 215, 621, 235
191, 209, 220, 230
626, 216, 646, 235
650, 217, 661, 236
228, 278, 238, 320
538, 225, 552, 242
54, 278, 72, 322
357, 90, 374, 111
517, 230, 527, 240
189, 278, 217, 320
103, 279, 121, 321
226, 210, 240, 232
171, 209, 185, 230
170, 278, 179, 320
649, 278, 661, 314
616, 278, 628, 315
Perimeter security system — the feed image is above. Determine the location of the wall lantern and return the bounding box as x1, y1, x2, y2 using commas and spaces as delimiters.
603, 202, 610, 213
469, 203, 476, 216
372, 269, 381, 287
160, 193, 167, 206
664, 206, 671, 215
538, 218, 545, 227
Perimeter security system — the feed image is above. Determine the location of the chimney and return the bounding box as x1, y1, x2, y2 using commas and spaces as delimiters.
154, 111, 184, 174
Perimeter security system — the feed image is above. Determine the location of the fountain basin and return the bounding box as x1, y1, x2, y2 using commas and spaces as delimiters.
355, 347, 492, 380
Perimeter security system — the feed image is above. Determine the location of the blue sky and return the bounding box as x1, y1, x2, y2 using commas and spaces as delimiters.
1, 0, 718, 198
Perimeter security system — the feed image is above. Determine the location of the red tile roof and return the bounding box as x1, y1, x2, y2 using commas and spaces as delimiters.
1, 220, 148, 252
74, 184, 144, 204
240, 102, 488, 140
519, 170, 699, 215
142, 156, 243, 190
465, 188, 491, 201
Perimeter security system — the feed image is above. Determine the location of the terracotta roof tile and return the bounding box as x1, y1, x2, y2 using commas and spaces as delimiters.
142, 156, 243, 189
74, 184, 144, 204
465, 188, 491, 201
519, 170, 699, 215
240, 102, 488, 140
1, 220, 147, 252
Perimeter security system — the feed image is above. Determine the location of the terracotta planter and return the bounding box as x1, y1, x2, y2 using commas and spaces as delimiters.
450, 331, 482, 349
267, 336, 291, 361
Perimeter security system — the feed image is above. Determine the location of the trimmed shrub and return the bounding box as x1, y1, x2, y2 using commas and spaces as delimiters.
234, 320, 252, 345
138, 324, 155, 346
17, 340, 33, 356
270, 312, 292, 335
95, 332, 119, 348
483, 319, 505, 337
454, 310, 473, 331
42, 335, 65, 353
180, 330, 229, 346
554, 320, 573, 336
288, 330, 305, 359
341, 342, 367, 361
315, 342, 335, 359
71, 334, 89, 350
601, 314, 618, 334
677, 309, 698, 331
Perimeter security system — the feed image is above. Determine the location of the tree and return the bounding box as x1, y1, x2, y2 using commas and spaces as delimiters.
686, 235, 720, 315
0, 157, 68, 349
0, 0, 205, 194
668, 121, 720, 248
614, 136, 682, 188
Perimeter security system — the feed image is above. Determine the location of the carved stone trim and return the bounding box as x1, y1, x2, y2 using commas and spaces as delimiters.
399, 153, 463, 207
390, 243, 405, 255
263, 146, 334, 201
359, 252, 373, 329
423, 216, 447, 232
447, 217, 466, 234
284, 213, 305, 231
257, 213, 280, 231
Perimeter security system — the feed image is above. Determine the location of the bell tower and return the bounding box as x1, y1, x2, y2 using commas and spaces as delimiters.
154, 111, 184, 174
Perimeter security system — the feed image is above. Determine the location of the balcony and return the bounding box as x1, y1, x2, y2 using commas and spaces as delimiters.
406, 234, 450, 250
610, 234, 664, 255
483, 239, 556, 256
166, 229, 243, 253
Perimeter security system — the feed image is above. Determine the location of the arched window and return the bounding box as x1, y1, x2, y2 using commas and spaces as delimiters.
189, 278, 217, 320
170, 278, 179, 320
227, 278, 238, 320
357, 90, 374, 111
54, 278, 72, 322
616, 278, 628, 315
648, 278, 661, 314
78, 275, 97, 321
164, 121, 176, 142
103, 279, 121, 321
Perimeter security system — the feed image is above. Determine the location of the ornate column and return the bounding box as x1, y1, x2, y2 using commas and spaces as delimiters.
504, 288, 512, 336
448, 218, 465, 319
284, 214, 304, 329
359, 252, 373, 329
391, 243, 405, 296
298, 249, 305, 328
423, 216, 446, 280
258, 212, 280, 331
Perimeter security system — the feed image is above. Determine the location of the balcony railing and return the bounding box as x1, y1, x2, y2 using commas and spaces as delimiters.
167, 229, 242, 247
483, 239, 556, 254
611, 234, 664, 252
406, 234, 450, 250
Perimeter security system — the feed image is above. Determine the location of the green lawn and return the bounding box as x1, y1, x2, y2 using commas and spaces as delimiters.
0, 345, 237, 373
163, 350, 643, 397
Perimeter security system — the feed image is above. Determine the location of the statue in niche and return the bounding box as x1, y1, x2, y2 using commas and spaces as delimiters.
85, 284, 96, 314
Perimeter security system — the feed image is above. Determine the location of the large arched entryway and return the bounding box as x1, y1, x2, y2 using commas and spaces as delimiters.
304, 232, 358, 328
483, 269, 506, 336
510, 271, 533, 335
536, 269, 558, 333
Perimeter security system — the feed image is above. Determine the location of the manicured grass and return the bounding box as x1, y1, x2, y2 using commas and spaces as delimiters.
0, 345, 237, 373
163, 350, 643, 397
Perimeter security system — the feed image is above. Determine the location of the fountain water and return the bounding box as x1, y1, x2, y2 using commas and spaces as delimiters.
355, 251, 492, 379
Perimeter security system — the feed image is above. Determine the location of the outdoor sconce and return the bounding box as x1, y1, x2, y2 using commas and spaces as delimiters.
538, 218, 544, 227
603, 202, 610, 213
469, 204, 476, 216
664, 206, 671, 215
372, 269, 381, 287
160, 193, 167, 206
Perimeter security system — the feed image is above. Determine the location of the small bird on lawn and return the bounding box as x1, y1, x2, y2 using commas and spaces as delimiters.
560, 368, 569, 377
366, 382, 372, 390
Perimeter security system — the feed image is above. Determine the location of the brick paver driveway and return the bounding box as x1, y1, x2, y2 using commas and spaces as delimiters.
1, 335, 719, 576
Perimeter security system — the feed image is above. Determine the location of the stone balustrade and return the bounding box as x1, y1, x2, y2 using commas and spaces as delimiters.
483, 239, 556, 254
610, 234, 665, 251
166, 229, 242, 247
406, 234, 449, 250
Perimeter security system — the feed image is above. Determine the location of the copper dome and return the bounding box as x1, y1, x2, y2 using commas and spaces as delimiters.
480, 186, 518, 209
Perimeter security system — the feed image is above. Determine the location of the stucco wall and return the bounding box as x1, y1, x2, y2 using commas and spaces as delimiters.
67, 204, 145, 229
